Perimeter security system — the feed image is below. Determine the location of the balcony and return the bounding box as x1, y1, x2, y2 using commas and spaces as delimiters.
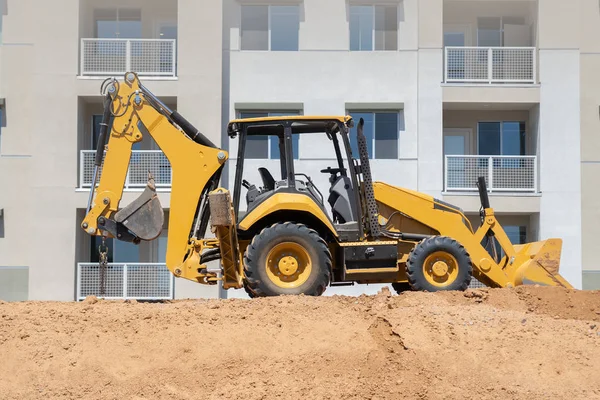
444, 47, 536, 84
80, 39, 177, 78
79, 150, 172, 190
77, 263, 173, 300
444, 155, 538, 193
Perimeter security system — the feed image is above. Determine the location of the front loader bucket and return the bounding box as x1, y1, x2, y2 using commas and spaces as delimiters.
511, 238, 573, 288
114, 175, 164, 241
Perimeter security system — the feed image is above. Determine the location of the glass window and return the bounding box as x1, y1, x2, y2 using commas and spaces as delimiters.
240, 112, 269, 159
270, 6, 300, 51
241, 5, 299, 51
241, 5, 269, 50
349, 112, 398, 159
350, 5, 397, 51
350, 6, 373, 51
374, 6, 398, 51
478, 122, 501, 155
239, 111, 300, 159
95, 8, 141, 39
478, 121, 525, 156
501, 122, 525, 156
477, 17, 501, 47
114, 240, 140, 263
488, 225, 527, 259
374, 112, 398, 159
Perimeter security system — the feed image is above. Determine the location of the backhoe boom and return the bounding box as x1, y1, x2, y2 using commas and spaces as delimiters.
81, 72, 234, 286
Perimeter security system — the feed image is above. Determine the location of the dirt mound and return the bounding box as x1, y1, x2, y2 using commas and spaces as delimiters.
1, 286, 600, 400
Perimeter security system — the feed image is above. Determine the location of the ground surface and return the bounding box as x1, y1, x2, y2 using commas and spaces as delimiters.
1, 286, 600, 400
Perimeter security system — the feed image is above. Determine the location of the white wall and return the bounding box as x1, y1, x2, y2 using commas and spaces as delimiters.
225, 0, 441, 204
537, 0, 582, 288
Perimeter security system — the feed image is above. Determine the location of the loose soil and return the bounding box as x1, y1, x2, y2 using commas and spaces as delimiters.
1, 286, 600, 399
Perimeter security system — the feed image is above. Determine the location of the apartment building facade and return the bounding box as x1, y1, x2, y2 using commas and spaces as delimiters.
0, 0, 597, 301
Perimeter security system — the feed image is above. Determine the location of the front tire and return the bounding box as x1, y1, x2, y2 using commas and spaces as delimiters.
243, 222, 331, 297
406, 236, 472, 292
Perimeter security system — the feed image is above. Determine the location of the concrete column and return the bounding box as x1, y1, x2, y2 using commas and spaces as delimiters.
537, 1, 582, 289
417, 0, 443, 197
176, 0, 223, 147
172, 0, 224, 299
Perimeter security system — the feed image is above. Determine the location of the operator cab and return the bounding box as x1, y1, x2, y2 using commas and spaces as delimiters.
226, 116, 361, 229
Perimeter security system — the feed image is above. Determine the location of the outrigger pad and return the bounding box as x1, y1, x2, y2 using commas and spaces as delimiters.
114, 176, 164, 241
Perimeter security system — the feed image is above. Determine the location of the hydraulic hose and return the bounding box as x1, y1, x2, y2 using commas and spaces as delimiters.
94, 93, 113, 167
138, 82, 216, 148
86, 93, 113, 214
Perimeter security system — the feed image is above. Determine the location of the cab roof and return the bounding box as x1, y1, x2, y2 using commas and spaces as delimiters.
227, 115, 354, 137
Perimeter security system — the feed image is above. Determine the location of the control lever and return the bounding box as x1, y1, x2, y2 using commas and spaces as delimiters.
242, 179, 251, 189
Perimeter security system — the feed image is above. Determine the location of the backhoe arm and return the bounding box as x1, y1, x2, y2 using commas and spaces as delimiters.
81, 72, 231, 285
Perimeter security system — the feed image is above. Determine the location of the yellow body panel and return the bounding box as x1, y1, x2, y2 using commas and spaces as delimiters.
238, 192, 338, 237
373, 181, 573, 289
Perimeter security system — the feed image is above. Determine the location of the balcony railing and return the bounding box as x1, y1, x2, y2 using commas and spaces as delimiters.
80, 38, 177, 77
77, 263, 173, 300
79, 150, 172, 189
444, 155, 537, 193
444, 47, 536, 84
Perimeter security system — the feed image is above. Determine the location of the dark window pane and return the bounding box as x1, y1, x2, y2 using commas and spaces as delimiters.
501, 121, 525, 156
375, 112, 398, 159
478, 122, 501, 155
246, 135, 269, 159
375, 6, 397, 50
269, 112, 299, 159
349, 112, 374, 158
270, 6, 299, 51
240, 112, 268, 159
349, 6, 373, 51
241, 6, 268, 50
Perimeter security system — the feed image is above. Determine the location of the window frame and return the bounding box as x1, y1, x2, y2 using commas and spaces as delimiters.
236, 110, 303, 160
346, 110, 401, 160
240, 4, 300, 51
349, 4, 399, 51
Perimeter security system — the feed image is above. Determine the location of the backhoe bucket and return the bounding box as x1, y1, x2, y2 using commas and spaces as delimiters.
114, 175, 164, 241
510, 238, 573, 288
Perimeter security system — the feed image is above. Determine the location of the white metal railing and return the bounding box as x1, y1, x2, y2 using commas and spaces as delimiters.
80, 39, 177, 77
79, 150, 172, 190
444, 47, 536, 84
77, 263, 174, 300
444, 155, 537, 192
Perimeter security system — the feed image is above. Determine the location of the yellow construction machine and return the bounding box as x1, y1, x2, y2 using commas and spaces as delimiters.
81, 72, 573, 297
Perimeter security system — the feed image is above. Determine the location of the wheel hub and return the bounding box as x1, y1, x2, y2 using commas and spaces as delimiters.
432, 261, 449, 277
278, 256, 298, 276
265, 242, 313, 289
423, 251, 459, 287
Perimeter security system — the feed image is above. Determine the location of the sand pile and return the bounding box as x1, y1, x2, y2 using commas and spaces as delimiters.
1, 286, 600, 399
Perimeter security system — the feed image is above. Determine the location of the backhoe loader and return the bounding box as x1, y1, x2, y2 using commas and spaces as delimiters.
81, 72, 573, 297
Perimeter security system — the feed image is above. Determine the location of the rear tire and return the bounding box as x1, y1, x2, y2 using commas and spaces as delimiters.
406, 236, 472, 292
243, 222, 331, 297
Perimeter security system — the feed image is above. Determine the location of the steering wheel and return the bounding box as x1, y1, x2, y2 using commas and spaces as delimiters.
320, 167, 345, 175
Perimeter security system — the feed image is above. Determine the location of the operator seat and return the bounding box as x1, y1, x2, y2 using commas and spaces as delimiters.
258, 167, 276, 191
328, 176, 357, 224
